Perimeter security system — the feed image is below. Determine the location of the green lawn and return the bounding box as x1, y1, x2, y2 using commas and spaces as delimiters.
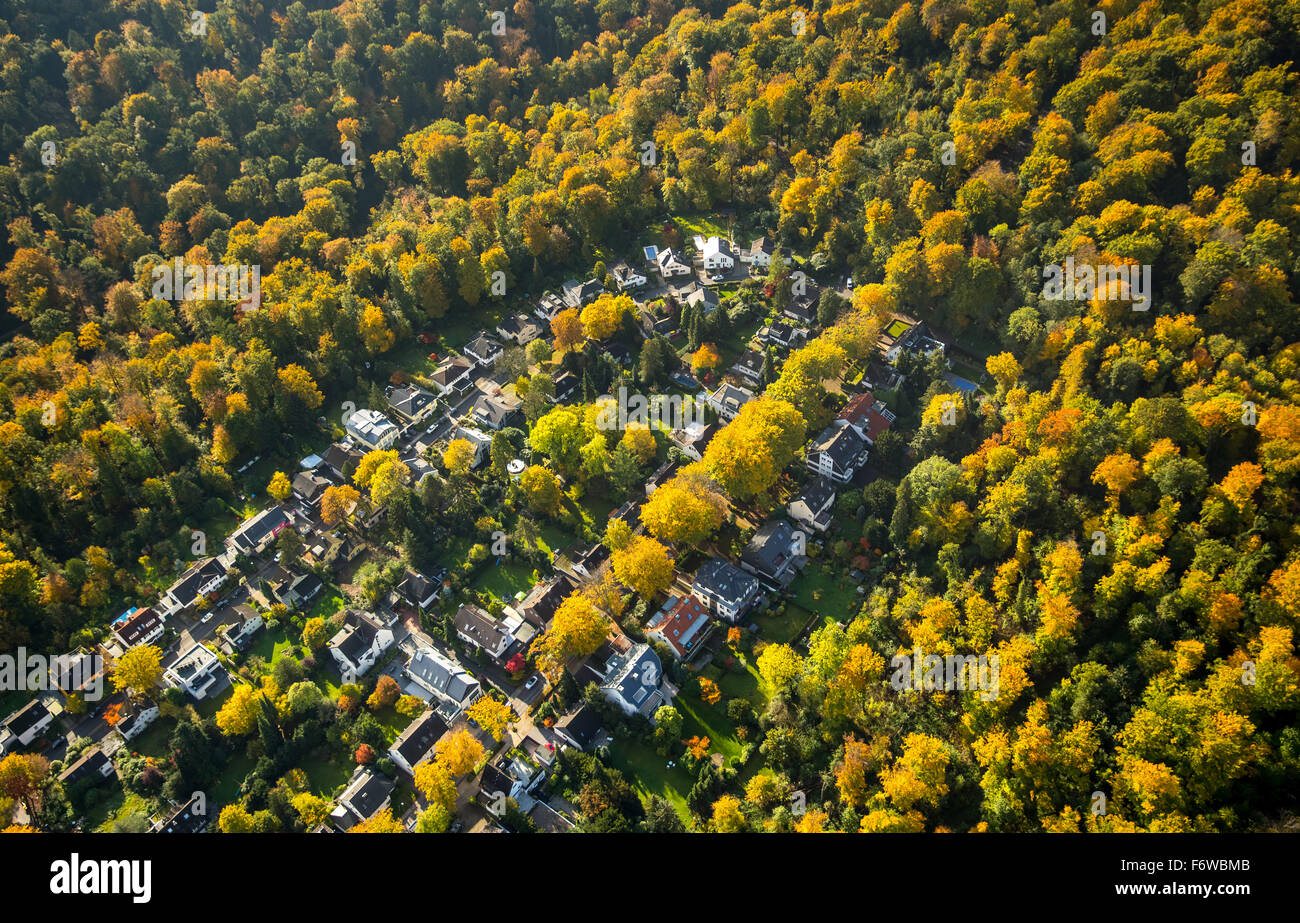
90, 791, 156, 833
787, 562, 865, 634
300, 749, 355, 798
607, 737, 694, 819
473, 558, 537, 605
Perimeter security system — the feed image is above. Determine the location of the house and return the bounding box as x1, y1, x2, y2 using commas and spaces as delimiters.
514, 575, 574, 629
328, 610, 395, 679
388, 711, 448, 776
556, 541, 610, 581
879, 317, 945, 363
741, 519, 805, 589
644, 459, 680, 497
430, 356, 475, 395
598, 644, 671, 719
669, 420, 720, 461
405, 646, 481, 715
219, 604, 265, 653
345, 408, 399, 451
788, 477, 837, 533
655, 247, 692, 278
647, 594, 714, 661
471, 393, 522, 431
551, 370, 579, 404
455, 604, 513, 660
806, 421, 868, 483
111, 606, 164, 649
708, 382, 755, 421
838, 392, 896, 445
729, 349, 765, 386
386, 384, 438, 424
496, 311, 542, 345
160, 555, 230, 615
608, 499, 642, 532
292, 470, 332, 512
163, 644, 225, 701
395, 568, 444, 610
561, 278, 603, 310
479, 750, 546, 814
154, 793, 210, 833
320, 441, 365, 483
535, 290, 567, 322
112, 698, 160, 742
464, 330, 504, 367
609, 260, 647, 291
741, 236, 776, 269
755, 321, 806, 351
330, 766, 394, 831
684, 285, 720, 316
450, 425, 492, 468
553, 705, 604, 751
690, 557, 761, 623
783, 299, 817, 326
58, 747, 115, 787
700, 236, 736, 271
0, 698, 55, 752
267, 570, 323, 611
227, 507, 293, 557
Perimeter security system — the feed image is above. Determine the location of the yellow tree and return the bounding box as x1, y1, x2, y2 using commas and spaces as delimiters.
620, 423, 657, 464
267, 470, 291, 502
465, 695, 513, 742
302, 616, 330, 650
691, 342, 721, 374
350, 807, 405, 832
320, 484, 361, 526
533, 593, 609, 681
551, 308, 583, 352
443, 438, 475, 476
111, 645, 163, 696
519, 464, 562, 515
640, 465, 726, 546
580, 293, 632, 340
435, 729, 486, 777
711, 795, 746, 832
611, 535, 674, 599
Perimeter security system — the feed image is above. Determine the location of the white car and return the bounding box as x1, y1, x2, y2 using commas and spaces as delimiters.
200, 612, 214, 624
524, 675, 539, 691
709, 273, 725, 282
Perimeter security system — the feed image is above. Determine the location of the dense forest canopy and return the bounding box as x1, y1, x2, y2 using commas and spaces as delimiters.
0, 0, 1298, 832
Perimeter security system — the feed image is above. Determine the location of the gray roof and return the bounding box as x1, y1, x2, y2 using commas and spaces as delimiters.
387, 384, 437, 418
602, 643, 664, 713
795, 476, 837, 515
407, 648, 480, 705
339, 768, 393, 823
455, 605, 511, 651
391, 711, 448, 769
555, 705, 603, 749
742, 519, 798, 576
692, 557, 759, 606
808, 423, 865, 470
3, 698, 50, 737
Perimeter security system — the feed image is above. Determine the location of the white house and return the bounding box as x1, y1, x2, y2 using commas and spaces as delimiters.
655, 248, 692, 278
387, 710, 448, 776
690, 557, 761, 623
160, 555, 231, 616
598, 644, 671, 719
404, 646, 481, 715
328, 610, 395, 679
0, 698, 55, 752
464, 330, 504, 367
805, 421, 868, 484
609, 261, 647, 291
788, 477, 837, 533
496, 312, 542, 345
701, 236, 736, 271
111, 606, 164, 649
163, 644, 225, 701
454, 604, 513, 661
430, 357, 474, 396
345, 409, 399, 450
707, 382, 755, 421
113, 699, 161, 742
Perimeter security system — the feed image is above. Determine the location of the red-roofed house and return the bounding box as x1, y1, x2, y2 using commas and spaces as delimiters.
838, 392, 896, 445
646, 594, 714, 661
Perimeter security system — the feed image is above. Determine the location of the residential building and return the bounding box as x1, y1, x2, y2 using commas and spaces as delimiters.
0, 698, 55, 753
388, 711, 448, 776
330, 766, 394, 831
395, 568, 444, 610
556, 541, 610, 581
647, 594, 713, 661
609, 260, 647, 291
788, 477, 837, 533
535, 290, 567, 322
655, 247, 691, 278
450, 425, 492, 468
345, 408, 399, 451
154, 793, 210, 833
160, 555, 231, 616
496, 312, 542, 345
455, 604, 513, 660
684, 285, 720, 316
292, 470, 332, 512
163, 643, 225, 701
513, 575, 574, 630
386, 384, 438, 424
700, 236, 736, 271
58, 747, 115, 787
755, 321, 806, 351
464, 330, 504, 367
669, 420, 720, 461
227, 507, 293, 557
218, 604, 265, 653
806, 421, 868, 483
553, 705, 604, 751
404, 646, 481, 715
111, 606, 164, 649
644, 459, 680, 497
479, 750, 546, 814
471, 393, 522, 431
319, 441, 365, 483
112, 699, 160, 742
598, 644, 671, 719
551, 370, 579, 403
691, 557, 761, 623
561, 278, 603, 309
741, 236, 776, 269
729, 349, 765, 386
430, 356, 475, 395
327, 610, 395, 679
708, 382, 755, 421
741, 519, 805, 589
838, 392, 896, 445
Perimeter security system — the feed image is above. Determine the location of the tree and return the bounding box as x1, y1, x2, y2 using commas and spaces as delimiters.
641, 466, 727, 546
367, 675, 400, 710
703, 397, 806, 499
551, 308, 584, 352
757, 644, 805, 696
692, 342, 721, 375
581, 293, 633, 340
267, 470, 292, 502
533, 593, 609, 681
712, 794, 747, 832
0, 754, 49, 815
302, 617, 331, 650
611, 535, 674, 599
619, 423, 657, 465
443, 438, 475, 476
111, 645, 163, 696
320, 485, 361, 526
350, 807, 405, 832
519, 465, 562, 515
435, 729, 486, 777
466, 695, 513, 742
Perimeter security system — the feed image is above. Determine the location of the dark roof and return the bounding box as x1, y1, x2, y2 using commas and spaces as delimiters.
3, 698, 50, 737
58, 747, 113, 785
331, 610, 380, 663
518, 576, 573, 627
692, 557, 759, 605
465, 330, 503, 359
387, 384, 437, 418
555, 705, 603, 749
455, 605, 510, 651
228, 507, 291, 552
808, 423, 866, 470
795, 476, 837, 514
157, 794, 209, 833
473, 394, 521, 428
391, 711, 448, 770
397, 569, 442, 607
113, 606, 162, 645
292, 470, 332, 503
168, 556, 227, 604
742, 520, 798, 576
320, 441, 365, 480
340, 768, 394, 823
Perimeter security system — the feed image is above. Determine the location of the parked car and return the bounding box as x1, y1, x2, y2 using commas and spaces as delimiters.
524, 675, 539, 691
